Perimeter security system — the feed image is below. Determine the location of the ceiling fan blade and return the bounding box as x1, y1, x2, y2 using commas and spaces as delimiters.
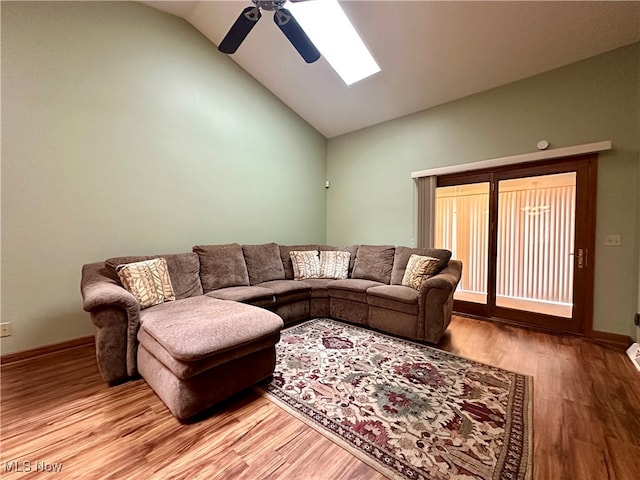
218, 6, 262, 54
273, 8, 320, 64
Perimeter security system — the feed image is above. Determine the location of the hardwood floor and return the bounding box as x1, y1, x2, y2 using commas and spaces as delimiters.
2, 315, 639, 479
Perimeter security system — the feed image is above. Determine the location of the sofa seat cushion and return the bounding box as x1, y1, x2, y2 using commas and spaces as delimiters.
299, 278, 333, 298
205, 286, 275, 307
138, 326, 279, 381
327, 278, 384, 303
139, 296, 283, 366
256, 279, 312, 306
367, 285, 419, 315
256, 279, 311, 296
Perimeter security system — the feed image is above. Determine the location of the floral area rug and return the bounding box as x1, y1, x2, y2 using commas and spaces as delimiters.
260, 318, 532, 480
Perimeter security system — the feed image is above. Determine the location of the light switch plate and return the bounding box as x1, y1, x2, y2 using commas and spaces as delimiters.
604, 234, 621, 246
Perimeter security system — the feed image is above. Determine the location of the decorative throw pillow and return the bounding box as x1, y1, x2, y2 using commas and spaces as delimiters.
319, 250, 351, 279
289, 250, 321, 280
116, 258, 175, 309
401, 254, 440, 290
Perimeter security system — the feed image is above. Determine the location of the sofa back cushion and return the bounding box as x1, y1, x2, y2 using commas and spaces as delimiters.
351, 245, 396, 284
391, 246, 452, 285
193, 243, 250, 292
105, 252, 203, 299
279, 244, 319, 279
243, 243, 286, 285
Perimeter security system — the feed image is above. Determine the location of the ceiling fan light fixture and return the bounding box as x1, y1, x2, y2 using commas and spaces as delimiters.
287, 0, 380, 86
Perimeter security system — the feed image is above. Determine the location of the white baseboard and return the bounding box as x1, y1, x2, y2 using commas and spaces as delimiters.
627, 343, 640, 372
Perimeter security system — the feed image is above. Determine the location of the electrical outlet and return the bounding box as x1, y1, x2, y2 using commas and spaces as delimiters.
0, 322, 11, 338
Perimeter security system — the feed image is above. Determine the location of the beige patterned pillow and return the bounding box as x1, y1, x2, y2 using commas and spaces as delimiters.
289, 250, 321, 280
319, 250, 351, 279
401, 254, 440, 290
117, 258, 175, 309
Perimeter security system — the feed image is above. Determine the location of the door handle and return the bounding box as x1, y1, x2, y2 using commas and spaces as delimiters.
569, 248, 584, 269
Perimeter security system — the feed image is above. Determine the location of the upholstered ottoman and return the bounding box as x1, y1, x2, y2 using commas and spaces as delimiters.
136, 296, 283, 420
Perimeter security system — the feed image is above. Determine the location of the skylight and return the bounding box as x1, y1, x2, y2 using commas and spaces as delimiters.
287, 0, 380, 86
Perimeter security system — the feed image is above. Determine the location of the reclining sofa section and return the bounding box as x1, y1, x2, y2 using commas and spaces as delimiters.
81, 243, 462, 418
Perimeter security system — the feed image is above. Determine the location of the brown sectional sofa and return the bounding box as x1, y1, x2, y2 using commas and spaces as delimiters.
81, 242, 462, 419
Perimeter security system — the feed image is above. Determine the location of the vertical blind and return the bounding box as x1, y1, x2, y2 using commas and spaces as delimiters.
496, 181, 576, 304
435, 175, 576, 305
435, 184, 489, 296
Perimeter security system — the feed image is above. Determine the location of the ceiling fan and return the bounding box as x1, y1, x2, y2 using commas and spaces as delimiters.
218, 0, 321, 64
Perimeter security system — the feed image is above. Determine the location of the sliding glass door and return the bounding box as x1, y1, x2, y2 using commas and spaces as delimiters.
435, 181, 490, 307
435, 156, 596, 334
495, 172, 576, 318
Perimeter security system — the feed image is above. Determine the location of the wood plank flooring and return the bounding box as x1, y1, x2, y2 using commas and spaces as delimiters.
2, 315, 639, 479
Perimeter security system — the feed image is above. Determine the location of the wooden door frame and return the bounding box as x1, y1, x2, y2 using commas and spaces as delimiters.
437, 154, 597, 337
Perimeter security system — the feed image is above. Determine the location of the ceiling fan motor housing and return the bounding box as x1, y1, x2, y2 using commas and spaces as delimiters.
254, 0, 286, 12
220, 0, 320, 63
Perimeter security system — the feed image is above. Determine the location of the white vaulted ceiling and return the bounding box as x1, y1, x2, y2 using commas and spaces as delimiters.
143, 1, 640, 138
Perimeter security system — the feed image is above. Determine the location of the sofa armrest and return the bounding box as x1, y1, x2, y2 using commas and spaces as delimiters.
81, 263, 138, 312
417, 260, 463, 343
422, 260, 462, 294
81, 262, 141, 382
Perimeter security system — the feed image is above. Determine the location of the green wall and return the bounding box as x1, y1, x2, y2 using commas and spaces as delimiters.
327, 43, 639, 338
1, 1, 327, 355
